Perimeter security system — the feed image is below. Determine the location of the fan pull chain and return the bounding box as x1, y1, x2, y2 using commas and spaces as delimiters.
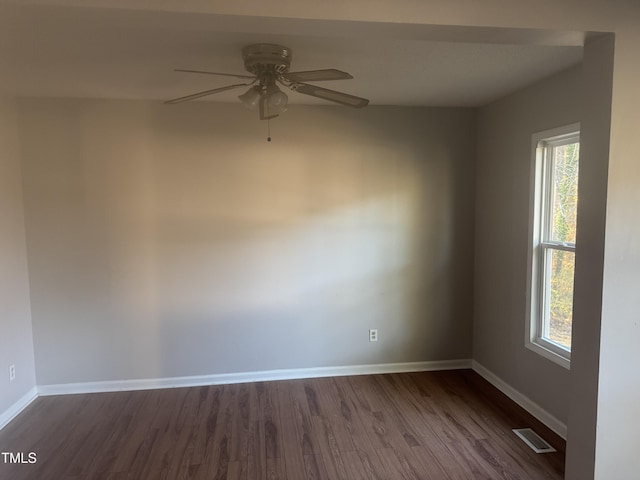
267, 119, 272, 142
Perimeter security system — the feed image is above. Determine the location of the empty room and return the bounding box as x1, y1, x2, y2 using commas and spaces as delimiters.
1, 1, 639, 479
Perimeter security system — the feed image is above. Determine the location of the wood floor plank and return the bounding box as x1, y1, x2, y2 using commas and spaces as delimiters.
165, 433, 198, 480
309, 414, 350, 480
337, 377, 393, 450
0, 370, 565, 480
290, 381, 319, 456
370, 374, 429, 447
401, 372, 515, 477
430, 372, 560, 479
226, 460, 246, 480
412, 445, 470, 480
229, 383, 251, 462
342, 449, 371, 480
303, 453, 329, 480
266, 457, 287, 480
205, 385, 237, 480
350, 448, 388, 480
277, 380, 308, 479
191, 386, 223, 466
376, 447, 418, 480
246, 418, 266, 480
446, 372, 565, 478
261, 382, 282, 461
329, 377, 379, 453
84, 401, 141, 477
109, 391, 164, 473
309, 377, 357, 454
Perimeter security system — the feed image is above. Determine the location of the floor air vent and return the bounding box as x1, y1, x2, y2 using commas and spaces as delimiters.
512, 428, 556, 453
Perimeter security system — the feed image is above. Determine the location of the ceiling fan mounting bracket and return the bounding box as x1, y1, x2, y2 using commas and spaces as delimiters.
242, 44, 292, 76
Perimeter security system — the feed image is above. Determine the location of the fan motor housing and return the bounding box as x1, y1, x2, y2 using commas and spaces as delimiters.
242, 44, 292, 76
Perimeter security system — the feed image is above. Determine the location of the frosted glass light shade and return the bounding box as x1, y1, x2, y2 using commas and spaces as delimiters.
265, 85, 288, 114
238, 86, 262, 109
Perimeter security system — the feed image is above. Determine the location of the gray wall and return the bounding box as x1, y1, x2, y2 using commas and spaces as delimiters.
18, 99, 476, 385
564, 34, 613, 480
473, 66, 582, 424
0, 96, 36, 415
593, 28, 640, 479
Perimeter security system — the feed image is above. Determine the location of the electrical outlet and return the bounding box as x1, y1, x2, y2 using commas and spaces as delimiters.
9, 364, 15, 382
369, 329, 378, 342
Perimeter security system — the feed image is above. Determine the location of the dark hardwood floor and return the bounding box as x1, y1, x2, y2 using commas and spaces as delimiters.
0, 370, 565, 479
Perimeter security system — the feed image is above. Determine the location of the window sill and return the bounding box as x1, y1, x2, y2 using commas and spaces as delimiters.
525, 340, 571, 370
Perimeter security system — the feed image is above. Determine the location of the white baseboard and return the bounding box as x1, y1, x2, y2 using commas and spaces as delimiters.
0, 387, 38, 431
37, 359, 472, 396
471, 360, 567, 439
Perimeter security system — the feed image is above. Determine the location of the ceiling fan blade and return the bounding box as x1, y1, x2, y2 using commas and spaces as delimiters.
282, 69, 353, 82
174, 69, 255, 80
290, 83, 369, 108
165, 83, 249, 104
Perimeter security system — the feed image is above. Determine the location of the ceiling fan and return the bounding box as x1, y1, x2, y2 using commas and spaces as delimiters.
165, 44, 370, 120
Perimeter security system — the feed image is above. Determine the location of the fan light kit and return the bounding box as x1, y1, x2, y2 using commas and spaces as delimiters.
166, 44, 369, 138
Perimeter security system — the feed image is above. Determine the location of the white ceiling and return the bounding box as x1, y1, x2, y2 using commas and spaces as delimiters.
0, 3, 583, 107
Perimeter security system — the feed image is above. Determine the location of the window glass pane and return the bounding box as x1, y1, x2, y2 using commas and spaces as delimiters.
544, 249, 575, 349
551, 142, 579, 243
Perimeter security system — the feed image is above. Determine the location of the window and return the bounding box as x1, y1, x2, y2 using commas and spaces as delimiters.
526, 124, 580, 369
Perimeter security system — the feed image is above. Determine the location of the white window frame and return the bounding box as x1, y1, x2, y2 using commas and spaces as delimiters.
525, 123, 580, 370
